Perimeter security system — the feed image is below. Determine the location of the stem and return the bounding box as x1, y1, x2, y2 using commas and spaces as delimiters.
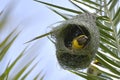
104, 0, 120, 55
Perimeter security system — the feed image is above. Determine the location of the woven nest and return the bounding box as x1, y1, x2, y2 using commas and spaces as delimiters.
51, 13, 99, 70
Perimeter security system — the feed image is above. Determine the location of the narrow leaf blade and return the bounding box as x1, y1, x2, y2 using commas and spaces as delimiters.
25, 31, 53, 43
0, 33, 19, 61
48, 7, 69, 20
34, 0, 81, 14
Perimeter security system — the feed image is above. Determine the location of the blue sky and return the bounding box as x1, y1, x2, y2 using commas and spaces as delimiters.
0, 0, 86, 80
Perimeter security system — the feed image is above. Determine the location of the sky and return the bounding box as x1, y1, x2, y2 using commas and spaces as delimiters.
0, 0, 85, 80
0, 0, 118, 80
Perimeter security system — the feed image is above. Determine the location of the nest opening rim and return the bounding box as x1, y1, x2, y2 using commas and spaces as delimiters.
63, 24, 91, 49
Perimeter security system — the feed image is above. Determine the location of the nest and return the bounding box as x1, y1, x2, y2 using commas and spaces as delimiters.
51, 13, 99, 70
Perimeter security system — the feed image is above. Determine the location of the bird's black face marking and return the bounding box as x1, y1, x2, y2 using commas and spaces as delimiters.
77, 35, 88, 45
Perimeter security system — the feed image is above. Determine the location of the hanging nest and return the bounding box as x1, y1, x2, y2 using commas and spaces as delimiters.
51, 13, 99, 70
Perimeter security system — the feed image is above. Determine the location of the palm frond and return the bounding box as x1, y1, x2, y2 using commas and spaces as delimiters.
99, 29, 115, 41
109, 0, 118, 11
0, 1, 44, 80
0, 45, 26, 78
13, 57, 37, 80
69, 0, 88, 13
100, 36, 117, 49
47, 8, 75, 20
47, 7, 69, 20
70, 71, 106, 80
72, 0, 103, 12
113, 7, 120, 26
0, 30, 19, 61
0, 0, 19, 30
33, 70, 45, 80
34, 0, 120, 80
25, 31, 53, 43
21, 62, 39, 80
82, 0, 101, 7
96, 21, 113, 32
34, 0, 82, 14
96, 55, 120, 78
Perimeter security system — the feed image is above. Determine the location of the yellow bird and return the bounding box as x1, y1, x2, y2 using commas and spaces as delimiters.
87, 60, 102, 76
72, 35, 88, 50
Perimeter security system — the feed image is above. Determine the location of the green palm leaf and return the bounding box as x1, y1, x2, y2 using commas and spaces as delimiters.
0, 1, 44, 80
73, 0, 103, 12
48, 7, 69, 20
1, 0, 119, 80
34, 0, 82, 14
13, 57, 37, 80
0, 30, 19, 61
34, 0, 120, 80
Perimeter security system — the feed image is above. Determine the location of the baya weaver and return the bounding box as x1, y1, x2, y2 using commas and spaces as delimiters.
72, 35, 88, 50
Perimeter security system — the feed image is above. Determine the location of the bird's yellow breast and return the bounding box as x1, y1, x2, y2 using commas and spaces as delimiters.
72, 39, 83, 49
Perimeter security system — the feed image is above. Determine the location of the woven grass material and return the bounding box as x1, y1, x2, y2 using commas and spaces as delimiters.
51, 13, 99, 70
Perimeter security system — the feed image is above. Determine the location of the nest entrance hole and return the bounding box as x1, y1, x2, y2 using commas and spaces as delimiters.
64, 24, 90, 49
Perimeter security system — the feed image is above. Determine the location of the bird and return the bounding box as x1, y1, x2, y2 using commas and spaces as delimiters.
87, 60, 102, 76
72, 35, 88, 50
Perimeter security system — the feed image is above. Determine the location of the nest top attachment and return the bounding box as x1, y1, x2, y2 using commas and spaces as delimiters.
51, 13, 99, 70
